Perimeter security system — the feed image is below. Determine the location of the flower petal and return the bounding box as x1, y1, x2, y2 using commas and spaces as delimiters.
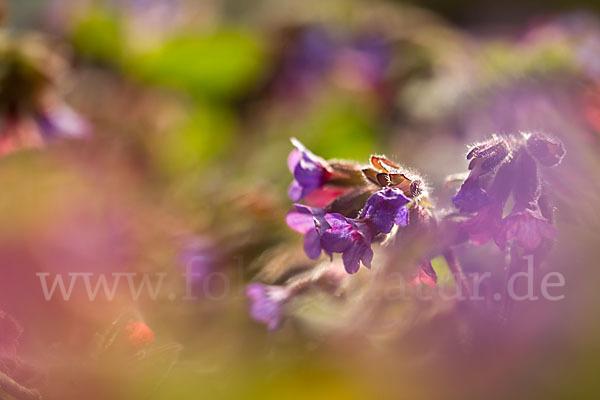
342, 245, 364, 274
320, 214, 375, 273
287, 138, 330, 201
303, 228, 322, 259
452, 178, 492, 213
288, 180, 305, 202
286, 205, 317, 234
360, 188, 410, 233
418, 261, 437, 287
287, 149, 301, 173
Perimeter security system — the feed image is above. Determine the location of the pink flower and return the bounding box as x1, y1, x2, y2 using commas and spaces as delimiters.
495, 206, 557, 251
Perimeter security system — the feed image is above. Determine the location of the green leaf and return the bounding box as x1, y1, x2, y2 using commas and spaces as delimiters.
130, 30, 265, 100
156, 105, 236, 174
70, 7, 124, 64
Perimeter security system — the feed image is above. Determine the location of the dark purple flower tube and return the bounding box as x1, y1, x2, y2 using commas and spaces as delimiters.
452, 177, 492, 213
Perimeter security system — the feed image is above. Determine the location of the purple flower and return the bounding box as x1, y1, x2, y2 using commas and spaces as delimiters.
291, 27, 335, 76
287, 205, 377, 273
286, 204, 328, 259
288, 138, 332, 202
495, 205, 557, 251
452, 137, 511, 213
459, 203, 503, 245
246, 283, 289, 332
35, 104, 91, 140
287, 189, 411, 274
359, 187, 410, 233
451, 133, 565, 254
178, 236, 217, 285
276, 26, 336, 96
336, 34, 390, 89
319, 213, 376, 274
452, 178, 492, 213
351, 35, 389, 85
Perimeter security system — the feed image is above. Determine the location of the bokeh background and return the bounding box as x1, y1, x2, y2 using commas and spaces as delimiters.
1, 0, 600, 399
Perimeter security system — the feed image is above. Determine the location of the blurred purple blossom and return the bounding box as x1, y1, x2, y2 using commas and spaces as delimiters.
334, 34, 390, 91
246, 283, 290, 332
350, 35, 390, 86
178, 236, 218, 284
275, 26, 336, 96
35, 104, 91, 140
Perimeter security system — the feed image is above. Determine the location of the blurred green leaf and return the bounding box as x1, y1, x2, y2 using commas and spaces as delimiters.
431, 255, 455, 288
300, 99, 378, 160
70, 7, 124, 64
130, 30, 265, 100
481, 40, 576, 83
156, 105, 236, 175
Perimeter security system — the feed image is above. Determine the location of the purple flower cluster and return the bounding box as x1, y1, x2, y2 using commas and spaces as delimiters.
248, 139, 431, 330
452, 133, 565, 252
247, 134, 566, 332
287, 189, 410, 274
286, 139, 417, 274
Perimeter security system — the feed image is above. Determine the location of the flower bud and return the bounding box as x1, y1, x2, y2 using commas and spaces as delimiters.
467, 137, 510, 174
124, 320, 155, 350
526, 133, 565, 167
